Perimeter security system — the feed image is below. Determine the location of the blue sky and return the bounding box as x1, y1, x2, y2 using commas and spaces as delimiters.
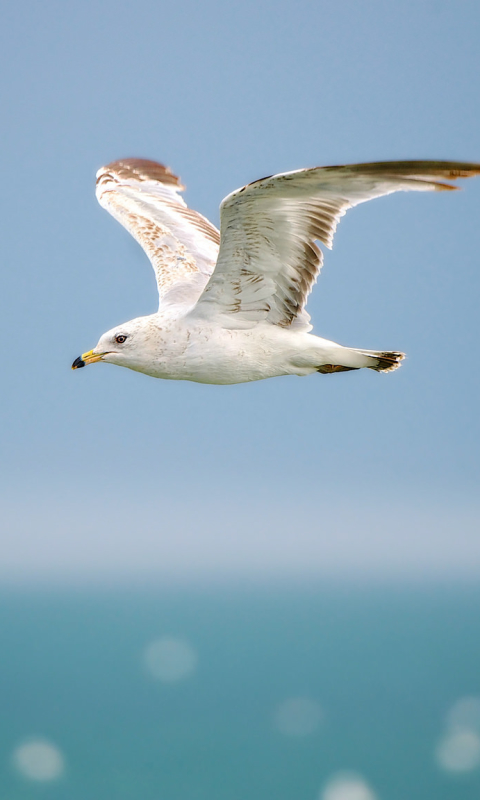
1, 0, 479, 582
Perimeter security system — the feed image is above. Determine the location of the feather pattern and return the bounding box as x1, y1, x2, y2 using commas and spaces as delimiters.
193, 160, 480, 329
95, 158, 220, 310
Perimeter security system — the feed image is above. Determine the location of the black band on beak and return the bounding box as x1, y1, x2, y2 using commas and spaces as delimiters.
71, 356, 85, 370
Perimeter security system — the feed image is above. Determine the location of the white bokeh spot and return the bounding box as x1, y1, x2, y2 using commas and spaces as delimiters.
447, 696, 480, 733
321, 772, 378, 800
12, 738, 65, 782
435, 695, 480, 773
143, 636, 198, 682
274, 696, 322, 737
435, 728, 480, 773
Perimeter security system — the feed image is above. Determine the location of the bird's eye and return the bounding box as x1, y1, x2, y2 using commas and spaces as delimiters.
115, 334, 127, 344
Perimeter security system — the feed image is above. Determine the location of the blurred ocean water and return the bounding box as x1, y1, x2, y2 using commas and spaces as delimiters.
1, 583, 480, 800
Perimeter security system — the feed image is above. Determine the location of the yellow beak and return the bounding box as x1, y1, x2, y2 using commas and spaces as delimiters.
71, 350, 105, 370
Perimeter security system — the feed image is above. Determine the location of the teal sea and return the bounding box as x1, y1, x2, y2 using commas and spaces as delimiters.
1, 583, 480, 799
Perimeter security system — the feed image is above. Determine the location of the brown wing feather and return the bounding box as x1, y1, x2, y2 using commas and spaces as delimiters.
99, 158, 185, 188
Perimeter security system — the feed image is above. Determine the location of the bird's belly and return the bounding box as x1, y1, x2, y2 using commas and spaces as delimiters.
182, 342, 281, 384
137, 327, 293, 385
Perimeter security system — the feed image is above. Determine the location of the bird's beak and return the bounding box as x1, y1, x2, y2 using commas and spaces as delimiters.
71, 350, 105, 369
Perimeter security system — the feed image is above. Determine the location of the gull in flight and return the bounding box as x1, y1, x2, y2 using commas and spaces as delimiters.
72, 159, 479, 384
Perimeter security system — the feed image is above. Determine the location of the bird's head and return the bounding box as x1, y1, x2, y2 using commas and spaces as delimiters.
72, 317, 158, 373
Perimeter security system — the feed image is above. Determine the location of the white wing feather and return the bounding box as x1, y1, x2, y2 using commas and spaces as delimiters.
192, 160, 480, 329
96, 159, 220, 312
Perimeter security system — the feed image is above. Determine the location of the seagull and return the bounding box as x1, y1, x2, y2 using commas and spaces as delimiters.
72, 158, 479, 384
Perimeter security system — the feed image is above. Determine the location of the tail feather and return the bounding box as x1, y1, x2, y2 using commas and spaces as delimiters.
317, 348, 405, 374
360, 349, 406, 372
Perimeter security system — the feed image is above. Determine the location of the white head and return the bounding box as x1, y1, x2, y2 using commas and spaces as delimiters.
72, 315, 160, 374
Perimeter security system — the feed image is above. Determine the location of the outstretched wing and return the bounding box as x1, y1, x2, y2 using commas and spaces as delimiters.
192, 160, 480, 330
96, 158, 220, 311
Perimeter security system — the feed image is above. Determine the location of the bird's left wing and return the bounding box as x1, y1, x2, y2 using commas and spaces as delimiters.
96, 158, 220, 311
191, 160, 480, 330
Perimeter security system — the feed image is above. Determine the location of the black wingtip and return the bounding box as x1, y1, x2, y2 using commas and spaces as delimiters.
71, 356, 85, 370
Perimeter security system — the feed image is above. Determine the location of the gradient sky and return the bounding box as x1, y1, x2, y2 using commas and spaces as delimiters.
1, 0, 479, 582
